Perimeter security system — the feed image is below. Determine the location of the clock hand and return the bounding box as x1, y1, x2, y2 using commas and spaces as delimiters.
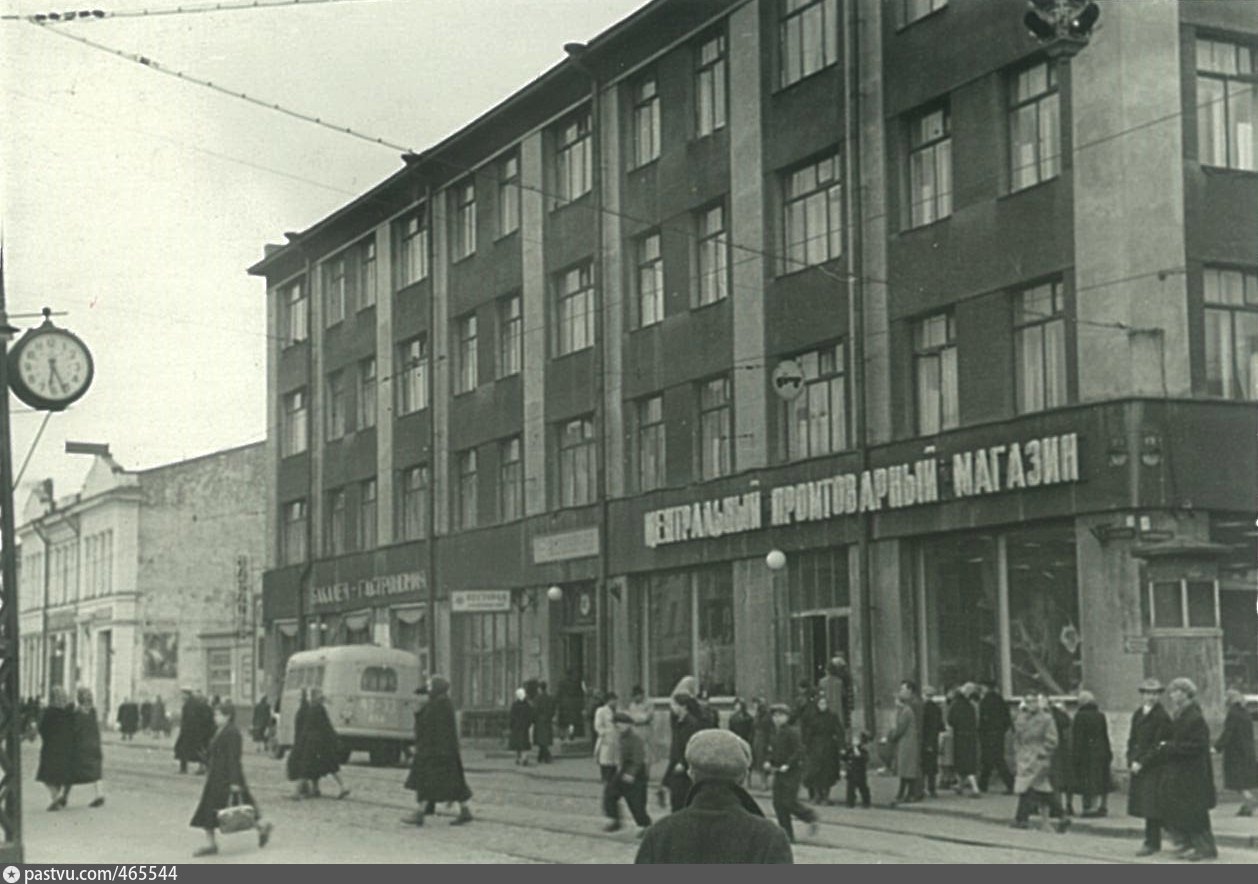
48, 359, 67, 396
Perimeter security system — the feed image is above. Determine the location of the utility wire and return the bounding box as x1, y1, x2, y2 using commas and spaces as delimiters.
1, 0, 386, 24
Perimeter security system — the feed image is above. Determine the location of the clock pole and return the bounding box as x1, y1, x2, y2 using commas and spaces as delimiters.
0, 250, 25, 862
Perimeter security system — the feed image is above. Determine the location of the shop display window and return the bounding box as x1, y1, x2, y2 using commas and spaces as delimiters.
647, 572, 692, 696
1005, 524, 1081, 696
696, 568, 735, 697
453, 612, 520, 709
922, 534, 998, 692
638, 565, 736, 697
1212, 514, 1257, 694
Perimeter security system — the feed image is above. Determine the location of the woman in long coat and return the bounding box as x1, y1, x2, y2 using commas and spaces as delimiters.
403, 675, 473, 826
1048, 701, 1074, 815
1215, 689, 1257, 816
1012, 694, 1067, 831
1071, 690, 1112, 817
189, 702, 272, 857
67, 688, 105, 808
751, 697, 773, 791
801, 696, 843, 805
1145, 677, 1217, 861
884, 683, 921, 804
946, 684, 981, 796
920, 686, 944, 798
117, 699, 139, 741
508, 687, 534, 766
301, 689, 350, 799
285, 690, 312, 797
36, 687, 75, 810
1127, 681, 1172, 855
532, 682, 556, 764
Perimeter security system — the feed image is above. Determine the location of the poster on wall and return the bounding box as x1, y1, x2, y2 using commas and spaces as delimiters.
143, 632, 179, 679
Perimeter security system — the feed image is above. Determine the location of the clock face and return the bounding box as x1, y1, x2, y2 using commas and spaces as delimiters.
8, 326, 94, 410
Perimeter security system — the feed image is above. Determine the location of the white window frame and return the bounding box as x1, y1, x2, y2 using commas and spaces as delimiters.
1148, 578, 1222, 634
695, 33, 727, 138
783, 151, 843, 270
636, 394, 666, 492
555, 113, 593, 205
696, 204, 728, 307
1196, 38, 1258, 172
784, 342, 847, 461
780, 0, 838, 89
698, 376, 733, 480
913, 312, 958, 435
358, 478, 377, 551
557, 417, 596, 508
908, 106, 952, 228
282, 279, 308, 346
498, 293, 523, 378
1009, 61, 1061, 192
1013, 281, 1068, 414
498, 153, 521, 237
498, 436, 523, 522
453, 179, 477, 260
397, 465, 429, 541
456, 449, 478, 530
394, 209, 430, 289
282, 499, 307, 566
397, 335, 429, 415
358, 356, 377, 430
282, 389, 308, 457
631, 76, 661, 168
636, 232, 664, 328
455, 313, 478, 394
1203, 266, 1258, 400
554, 263, 596, 356
325, 370, 347, 441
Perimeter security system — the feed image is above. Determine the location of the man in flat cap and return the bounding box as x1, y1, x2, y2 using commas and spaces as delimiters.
1126, 678, 1171, 856
765, 702, 818, 843
635, 729, 792, 863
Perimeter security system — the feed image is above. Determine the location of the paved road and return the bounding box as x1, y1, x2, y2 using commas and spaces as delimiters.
19, 740, 1255, 864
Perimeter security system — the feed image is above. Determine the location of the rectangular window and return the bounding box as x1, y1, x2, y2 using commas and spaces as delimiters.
901, 0, 946, 26
498, 436, 523, 522
325, 488, 347, 556
636, 232, 664, 328
695, 34, 727, 137
397, 465, 429, 541
325, 370, 347, 441
394, 209, 430, 288
554, 263, 596, 356
636, 394, 666, 492
1010, 61, 1060, 191
282, 279, 308, 345
785, 342, 847, 461
699, 376, 733, 480
909, 106, 952, 227
558, 417, 596, 507
1150, 579, 1220, 631
784, 151, 843, 270
632, 76, 661, 167
452, 179, 476, 260
282, 389, 308, 456
696, 204, 728, 306
456, 449, 478, 530
497, 294, 522, 377
641, 566, 736, 697
1014, 281, 1068, 414
913, 312, 958, 435
453, 612, 520, 709
780, 0, 838, 88
498, 153, 521, 236
556, 113, 593, 205
397, 335, 429, 414
455, 313, 478, 394
323, 255, 346, 326
358, 238, 377, 309
357, 357, 377, 430
1197, 38, 1257, 171
1204, 267, 1258, 399
358, 478, 377, 550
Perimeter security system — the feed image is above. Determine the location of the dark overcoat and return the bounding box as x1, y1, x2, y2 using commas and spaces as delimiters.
299, 703, 343, 780
1049, 706, 1073, 792
946, 697, 980, 777
1070, 702, 1112, 795
1126, 702, 1171, 819
286, 698, 311, 782
767, 723, 807, 803
728, 709, 754, 746
1146, 701, 1216, 833
68, 707, 103, 785
140, 701, 153, 731
634, 780, 792, 864
979, 692, 1012, 767
36, 707, 76, 786
190, 723, 257, 830
251, 700, 271, 743
508, 699, 533, 752
752, 710, 773, 768
174, 697, 212, 763
117, 702, 139, 735
532, 692, 556, 749
663, 711, 705, 795
406, 693, 472, 803
920, 700, 944, 777
1215, 702, 1258, 791
800, 707, 842, 794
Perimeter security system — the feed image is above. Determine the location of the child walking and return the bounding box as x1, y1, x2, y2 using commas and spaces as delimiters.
844, 732, 871, 809
763, 703, 818, 843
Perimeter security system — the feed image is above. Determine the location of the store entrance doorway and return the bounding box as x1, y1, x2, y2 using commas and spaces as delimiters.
794, 611, 850, 687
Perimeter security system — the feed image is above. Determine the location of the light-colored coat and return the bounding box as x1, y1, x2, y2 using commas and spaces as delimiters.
593, 703, 620, 766
1013, 708, 1058, 795
886, 700, 921, 780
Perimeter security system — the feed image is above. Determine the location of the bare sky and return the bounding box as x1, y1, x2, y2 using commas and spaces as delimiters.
2, 0, 645, 504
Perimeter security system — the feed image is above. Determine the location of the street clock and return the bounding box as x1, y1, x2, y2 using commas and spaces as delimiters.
6, 310, 94, 412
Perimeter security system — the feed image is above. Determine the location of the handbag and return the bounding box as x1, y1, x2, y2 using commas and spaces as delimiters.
216, 791, 257, 834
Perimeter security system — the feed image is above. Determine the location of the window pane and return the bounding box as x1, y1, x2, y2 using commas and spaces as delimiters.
1186, 581, 1217, 628
648, 572, 692, 696
696, 567, 735, 696
1011, 104, 1038, 191
1016, 324, 1045, 414
1198, 78, 1227, 167
940, 345, 958, 428
1043, 318, 1067, 408
1007, 523, 1081, 695
1153, 581, 1184, 629
1205, 308, 1233, 397
917, 353, 940, 435
1039, 93, 1061, 180
923, 534, 999, 689
1237, 311, 1258, 399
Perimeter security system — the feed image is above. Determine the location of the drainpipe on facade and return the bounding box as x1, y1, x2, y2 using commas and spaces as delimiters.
297, 247, 313, 652
423, 181, 438, 670
843, 0, 877, 736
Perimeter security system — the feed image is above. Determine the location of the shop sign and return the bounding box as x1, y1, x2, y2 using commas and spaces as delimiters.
309, 571, 425, 610
451, 590, 512, 613
1123, 636, 1151, 654
532, 527, 600, 563
645, 432, 1081, 547
48, 610, 76, 630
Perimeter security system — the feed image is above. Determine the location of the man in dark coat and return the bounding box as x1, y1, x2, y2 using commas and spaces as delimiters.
300, 689, 350, 799
663, 693, 707, 812
1143, 677, 1217, 861
117, 699, 139, 741
175, 689, 214, 774
67, 688, 105, 808
817, 656, 854, 732
556, 670, 586, 740
1127, 678, 1173, 856
532, 681, 556, 764
37, 687, 75, 810
1048, 700, 1074, 816
189, 702, 272, 857
946, 683, 981, 796
1071, 690, 1112, 817
251, 696, 272, 750
140, 698, 153, 735
764, 703, 817, 843
1215, 689, 1257, 816
920, 685, 944, 798
402, 675, 473, 826
978, 681, 1014, 793
635, 729, 792, 863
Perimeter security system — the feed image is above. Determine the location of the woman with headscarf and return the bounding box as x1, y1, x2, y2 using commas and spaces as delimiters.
189, 701, 272, 857
1214, 688, 1257, 817
1011, 692, 1068, 832
402, 675, 473, 826
800, 695, 843, 805
508, 686, 534, 766
67, 688, 105, 808
1071, 689, 1112, 817
728, 698, 754, 746
301, 688, 350, 799
285, 689, 312, 798
946, 683, 981, 796
36, 687, 75, 810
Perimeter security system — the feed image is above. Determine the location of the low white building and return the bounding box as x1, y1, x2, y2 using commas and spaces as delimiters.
18, 443, 265, 723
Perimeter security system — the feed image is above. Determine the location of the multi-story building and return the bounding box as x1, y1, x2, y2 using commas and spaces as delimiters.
18, 444, 266, 721
250, 0, 1257, 741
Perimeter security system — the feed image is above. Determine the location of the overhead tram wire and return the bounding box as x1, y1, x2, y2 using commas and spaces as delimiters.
24, 15, 1241, 323
0, 0, 390, 24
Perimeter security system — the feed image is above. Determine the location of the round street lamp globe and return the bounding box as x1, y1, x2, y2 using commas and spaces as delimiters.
766, 549, 787, 571
547, 585, 564, 602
